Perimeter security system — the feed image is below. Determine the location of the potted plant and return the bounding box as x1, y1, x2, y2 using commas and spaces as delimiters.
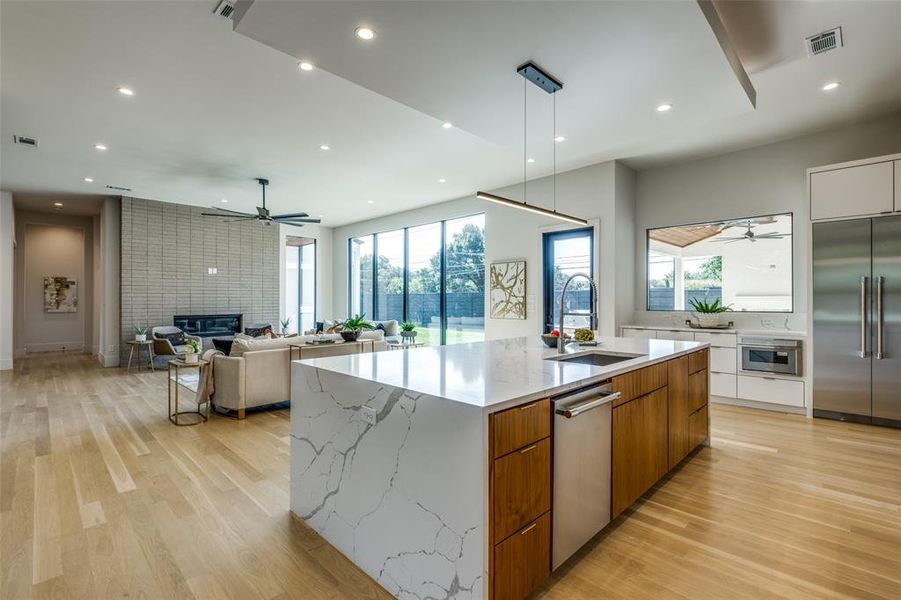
280, 317, 291, 336
182, 338, 201, 363
689, 297, 733, 328
339, 314, 373, 342
133, 325, 148, 342
400, 321, 417, 341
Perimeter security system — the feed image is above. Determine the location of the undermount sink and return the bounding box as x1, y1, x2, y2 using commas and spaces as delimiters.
550, 351, 644, 367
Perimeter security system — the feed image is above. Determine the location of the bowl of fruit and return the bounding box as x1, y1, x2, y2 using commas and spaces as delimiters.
541, 329, 571, 348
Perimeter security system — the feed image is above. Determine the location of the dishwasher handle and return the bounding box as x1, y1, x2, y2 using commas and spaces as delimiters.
556, 391, 621, 418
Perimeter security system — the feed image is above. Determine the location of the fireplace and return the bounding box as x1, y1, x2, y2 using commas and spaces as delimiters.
173, 313, 243, 338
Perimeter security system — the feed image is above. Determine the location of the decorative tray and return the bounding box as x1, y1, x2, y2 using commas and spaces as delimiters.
306, 338, 336, 345
685, 320, 734, 330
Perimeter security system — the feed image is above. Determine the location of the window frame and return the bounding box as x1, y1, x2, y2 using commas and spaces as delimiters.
347, 213, 485, 346
645, 211, 794, 313
542, 226, 595, 334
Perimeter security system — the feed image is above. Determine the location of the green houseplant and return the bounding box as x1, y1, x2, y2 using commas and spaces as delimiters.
688, 297, 733, 328
182, 337, 201, 363
280, 317, 291, 335
133, 325, 148, 342
400, 321, 417, 340
340, 314, 373, 342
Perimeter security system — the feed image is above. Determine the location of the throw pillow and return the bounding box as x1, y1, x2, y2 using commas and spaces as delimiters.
157, 331, 185, 346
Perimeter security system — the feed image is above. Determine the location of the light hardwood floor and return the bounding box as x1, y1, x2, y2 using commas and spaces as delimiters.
2, 352, 900, 599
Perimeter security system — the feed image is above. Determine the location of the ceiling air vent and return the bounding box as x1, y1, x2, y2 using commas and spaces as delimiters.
13, 135, 38, 147
806, 27, 842, 56
213, 0, 235, 19
106, 185, 132, 192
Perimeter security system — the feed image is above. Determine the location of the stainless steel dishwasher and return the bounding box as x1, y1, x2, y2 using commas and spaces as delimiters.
552, 381, 620, 569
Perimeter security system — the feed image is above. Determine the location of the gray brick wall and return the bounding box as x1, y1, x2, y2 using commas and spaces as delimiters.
119, 197, 279, 363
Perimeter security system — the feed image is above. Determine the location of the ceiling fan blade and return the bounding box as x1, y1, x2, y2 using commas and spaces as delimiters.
207, 206, 256, 216
277, 218, 321, 225
271, 212, 310, 219
224, 217, 259, 222
201, 211, 256, 218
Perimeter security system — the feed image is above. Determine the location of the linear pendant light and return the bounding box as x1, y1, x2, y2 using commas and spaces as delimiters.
477, 61, 587, 226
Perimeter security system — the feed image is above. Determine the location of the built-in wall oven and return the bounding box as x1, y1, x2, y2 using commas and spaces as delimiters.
739, 337, 802, 376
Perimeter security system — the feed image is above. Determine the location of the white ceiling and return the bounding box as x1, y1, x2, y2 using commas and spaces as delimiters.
1, 1, 899, 225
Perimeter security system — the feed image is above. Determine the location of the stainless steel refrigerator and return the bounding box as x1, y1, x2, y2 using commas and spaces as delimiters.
813, 215, 901, 428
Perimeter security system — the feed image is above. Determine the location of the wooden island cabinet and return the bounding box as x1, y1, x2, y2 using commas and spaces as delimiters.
488, 348, 710, 599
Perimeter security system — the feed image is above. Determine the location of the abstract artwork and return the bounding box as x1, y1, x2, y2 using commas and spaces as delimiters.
43, 276, 77, 313
489, 260, 526, 319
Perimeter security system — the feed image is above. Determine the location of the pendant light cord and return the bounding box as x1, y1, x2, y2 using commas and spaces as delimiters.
553, 91, 557, 213
523, 76, 527, 205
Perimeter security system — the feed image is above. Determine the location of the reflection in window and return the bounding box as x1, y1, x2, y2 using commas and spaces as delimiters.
286, 237, 316, 334
647, 213, 792, 312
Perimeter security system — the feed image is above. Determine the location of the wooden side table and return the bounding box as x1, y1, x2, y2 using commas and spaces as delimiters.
126, 340, 155, 372
167, 359, 209, 426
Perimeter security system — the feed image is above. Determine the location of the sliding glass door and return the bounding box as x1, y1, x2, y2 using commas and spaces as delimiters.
348, 214, 485, 346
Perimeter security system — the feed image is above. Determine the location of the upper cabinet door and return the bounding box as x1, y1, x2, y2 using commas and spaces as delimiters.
810, 161, 894, 220
895, 161, 901, 212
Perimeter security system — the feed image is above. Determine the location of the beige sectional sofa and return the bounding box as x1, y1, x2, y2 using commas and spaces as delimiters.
211, 333, 387, 418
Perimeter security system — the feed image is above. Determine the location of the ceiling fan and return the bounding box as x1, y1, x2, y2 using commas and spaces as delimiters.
714, 222, 788, 244
201, 178, 321, 227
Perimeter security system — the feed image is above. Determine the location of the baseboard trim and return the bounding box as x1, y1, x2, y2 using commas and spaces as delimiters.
25, 342, 86, 353
711, 395, 806, 415
99, 350, 120, 368
0, 357, 12, 371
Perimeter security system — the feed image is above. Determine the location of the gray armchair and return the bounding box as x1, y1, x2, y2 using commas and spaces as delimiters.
152, 326, 202, 357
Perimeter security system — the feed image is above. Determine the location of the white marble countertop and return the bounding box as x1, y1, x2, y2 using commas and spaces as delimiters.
296, 335, 707, 412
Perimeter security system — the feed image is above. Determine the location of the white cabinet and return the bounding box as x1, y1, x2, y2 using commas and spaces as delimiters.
709, 347, 737, 374
710, 372, 737, 398
654, 329, 694, 342
810, 161, 894, 220
896, 161, 901, 212
622, 328, 656, 339
693, 331, 737, 348
736, 375, 804, 408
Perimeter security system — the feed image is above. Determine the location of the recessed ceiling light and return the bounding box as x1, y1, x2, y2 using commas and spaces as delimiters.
822, 81, 840, 91
83, 177, 94, 183
299, 61, 314, 72
94, 143, 107, 151
656, 103, 673, 112
442, 122, 453, 129
319, 144, 330, 151
554, 136, 566, 143
53, 202, 63, 207
367, 200, 374, 204
117, 87, 134, 96
527, 157, 535, 163
355, 26, 376, 40
439, 178, 447, 183
220, 198, 228, 203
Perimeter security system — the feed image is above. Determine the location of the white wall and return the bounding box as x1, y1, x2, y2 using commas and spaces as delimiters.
14, 210, 95, 354
98, 198, 120, 367
0, 192, 14, 369
331, 160, 637, 339
279, 222, 333, 332
634, 113, 901, 331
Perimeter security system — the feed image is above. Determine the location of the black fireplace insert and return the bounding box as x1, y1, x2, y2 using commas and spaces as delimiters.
173, 313, 243, 338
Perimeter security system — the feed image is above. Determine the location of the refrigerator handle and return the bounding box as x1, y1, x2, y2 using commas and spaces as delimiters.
876, 276, 884, 360
859, 276, 868, 359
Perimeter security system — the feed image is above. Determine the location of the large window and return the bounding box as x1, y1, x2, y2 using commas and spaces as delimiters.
286, 236, 316, 334
349, 214, 485, 346
647, 213, 793, 312
543, 227, 595, 333
349, 235, 373, 317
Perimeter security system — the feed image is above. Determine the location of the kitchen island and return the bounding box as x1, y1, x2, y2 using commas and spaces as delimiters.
290, 335, 709, 600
